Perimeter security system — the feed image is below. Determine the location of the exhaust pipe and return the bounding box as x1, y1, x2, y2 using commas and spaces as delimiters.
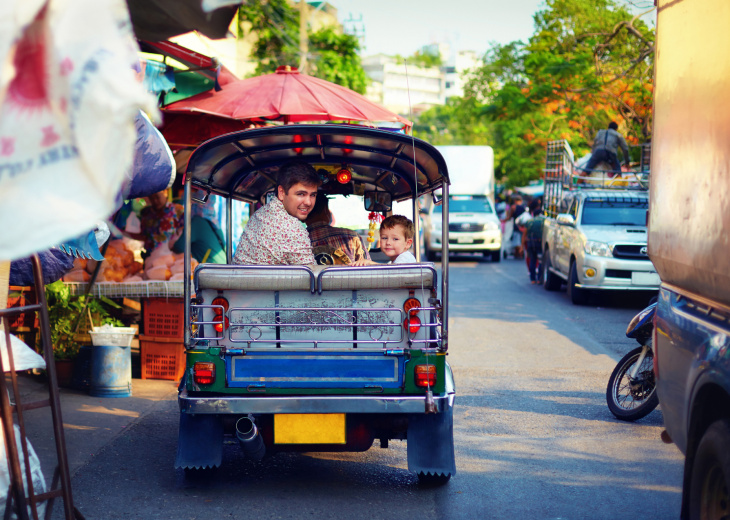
235, 416, 266, 461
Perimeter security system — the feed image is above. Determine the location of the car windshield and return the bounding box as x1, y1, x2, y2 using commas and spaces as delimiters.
434, 195, 493, 214
581, 199, 648, 226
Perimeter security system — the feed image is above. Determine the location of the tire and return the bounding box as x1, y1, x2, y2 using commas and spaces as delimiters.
567, 261, 588, 305
689, 419, 730, 520
425, 244, 438, 262
417, 472, 452, 486
606, 344, 658, 421
490, 250, 501, 262
542, 249, 561, 291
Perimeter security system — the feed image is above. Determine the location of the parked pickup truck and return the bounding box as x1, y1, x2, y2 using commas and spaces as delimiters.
541, 141, 659, 305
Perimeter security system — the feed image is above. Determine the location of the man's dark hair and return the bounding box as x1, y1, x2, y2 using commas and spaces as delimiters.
608, 121, 619, 130
381, 215, 415, 241
278, 161, 321, 193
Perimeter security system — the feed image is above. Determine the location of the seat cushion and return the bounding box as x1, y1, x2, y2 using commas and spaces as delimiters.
196, 265, 313, 291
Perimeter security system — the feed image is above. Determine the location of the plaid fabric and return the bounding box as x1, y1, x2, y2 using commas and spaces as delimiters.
308, 223, 369, 263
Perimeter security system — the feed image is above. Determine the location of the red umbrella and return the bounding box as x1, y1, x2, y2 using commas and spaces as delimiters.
163, 65, 412, 128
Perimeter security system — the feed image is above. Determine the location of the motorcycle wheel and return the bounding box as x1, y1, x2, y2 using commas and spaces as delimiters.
606, 344, 659, 421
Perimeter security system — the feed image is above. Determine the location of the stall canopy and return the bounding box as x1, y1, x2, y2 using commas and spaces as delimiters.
164, 66, 412, 128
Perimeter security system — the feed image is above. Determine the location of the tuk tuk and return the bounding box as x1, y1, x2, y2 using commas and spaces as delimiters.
176, 124, 456, 484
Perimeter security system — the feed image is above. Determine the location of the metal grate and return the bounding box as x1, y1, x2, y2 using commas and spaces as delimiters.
448, 223, 484, 232
612, 244, 648, 260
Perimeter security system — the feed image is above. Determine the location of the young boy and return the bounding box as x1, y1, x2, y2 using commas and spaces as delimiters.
353, 215, 417, 265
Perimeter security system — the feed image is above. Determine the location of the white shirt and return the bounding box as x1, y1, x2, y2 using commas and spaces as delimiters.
390, 251, 417, 264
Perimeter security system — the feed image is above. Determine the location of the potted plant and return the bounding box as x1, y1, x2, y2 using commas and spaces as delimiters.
44, 281, 123, 386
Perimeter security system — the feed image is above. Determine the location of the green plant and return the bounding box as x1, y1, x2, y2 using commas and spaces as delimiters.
45, 281, 123, 360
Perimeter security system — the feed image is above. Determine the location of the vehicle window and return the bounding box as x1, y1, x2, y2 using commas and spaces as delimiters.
434, 195, 493, 214
569, 200, 579, 219
581, 199, 648, 226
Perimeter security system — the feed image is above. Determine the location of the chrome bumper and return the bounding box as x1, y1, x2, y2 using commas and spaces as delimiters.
179, 389, 454, 414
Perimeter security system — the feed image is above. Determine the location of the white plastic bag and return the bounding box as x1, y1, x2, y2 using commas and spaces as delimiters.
0, 0, 158, 261
0, 425, 46, 519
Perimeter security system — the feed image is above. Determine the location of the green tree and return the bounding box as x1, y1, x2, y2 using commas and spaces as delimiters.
308, 27, 368, 94
413, 97, 491, 146
463, 0, 654, 186
238, 3, 368, 94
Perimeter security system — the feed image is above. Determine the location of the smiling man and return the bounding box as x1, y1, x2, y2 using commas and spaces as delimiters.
232, 161, 321, 265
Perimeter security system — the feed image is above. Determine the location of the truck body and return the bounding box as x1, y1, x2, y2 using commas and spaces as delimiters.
541, 140, 659, 304
421, 146, 502, 261
650, 0, 730, 516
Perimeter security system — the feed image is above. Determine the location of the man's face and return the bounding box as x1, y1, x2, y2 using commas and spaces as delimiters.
278, 182, 318, 221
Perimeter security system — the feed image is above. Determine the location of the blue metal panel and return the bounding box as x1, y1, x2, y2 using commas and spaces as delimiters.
226, 351, 404, 388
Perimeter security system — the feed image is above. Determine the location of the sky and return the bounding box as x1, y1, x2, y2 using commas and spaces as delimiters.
325, 0, 655, 59
326, 0, 548, 58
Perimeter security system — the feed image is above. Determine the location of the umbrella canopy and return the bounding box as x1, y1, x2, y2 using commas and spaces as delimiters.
163, 65, 412, 128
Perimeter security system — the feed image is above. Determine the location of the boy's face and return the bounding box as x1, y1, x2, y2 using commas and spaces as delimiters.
379, 224, 413, 261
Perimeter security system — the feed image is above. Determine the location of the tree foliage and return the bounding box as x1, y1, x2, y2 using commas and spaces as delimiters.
416, 0, 655, 187
238, 2, 368, 94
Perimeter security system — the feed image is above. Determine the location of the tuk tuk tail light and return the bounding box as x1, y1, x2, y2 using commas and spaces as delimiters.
336, 168, 352, 184
403, 315, 421, 334
194, 362, 216, 385
414, 364, 437, 387
403, 297, 421, 316
211, 297, 229, 315
214, 316, 230, 333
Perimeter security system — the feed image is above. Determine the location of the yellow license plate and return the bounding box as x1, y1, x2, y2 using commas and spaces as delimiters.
274, 413, 346, 444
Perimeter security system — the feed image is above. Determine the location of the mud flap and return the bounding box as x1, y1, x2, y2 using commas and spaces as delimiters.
174, 413, 223, 469
406, 403, 456, 477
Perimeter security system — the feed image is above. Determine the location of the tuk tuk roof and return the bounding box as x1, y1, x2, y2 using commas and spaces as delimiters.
184, 125, 450, 203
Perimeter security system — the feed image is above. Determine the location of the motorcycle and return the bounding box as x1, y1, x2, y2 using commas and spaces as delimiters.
606, 302, 658, 421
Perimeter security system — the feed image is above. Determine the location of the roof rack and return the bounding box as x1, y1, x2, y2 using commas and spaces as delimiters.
543, 140, 649, 218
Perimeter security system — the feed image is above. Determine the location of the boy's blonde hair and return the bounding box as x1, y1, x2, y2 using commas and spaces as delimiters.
380, 215, 414, 240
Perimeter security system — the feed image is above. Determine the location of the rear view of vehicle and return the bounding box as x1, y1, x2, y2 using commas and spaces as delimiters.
175, 126, 456, 484
650, 0, 730, 517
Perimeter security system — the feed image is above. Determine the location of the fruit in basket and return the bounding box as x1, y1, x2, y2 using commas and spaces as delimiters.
62, 269, 90, 282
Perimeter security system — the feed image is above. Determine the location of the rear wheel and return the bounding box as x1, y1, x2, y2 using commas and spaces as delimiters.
689, 419, 730, 520
542, 250, 561, 291
567, 261, 588, 305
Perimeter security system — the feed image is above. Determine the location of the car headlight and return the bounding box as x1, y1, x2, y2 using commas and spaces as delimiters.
584, 241, 612, 257
484, 221, 499, 231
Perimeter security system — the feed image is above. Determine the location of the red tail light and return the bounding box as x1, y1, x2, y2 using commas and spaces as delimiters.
214, 316, 230, 333
211, 297, 229, 314
194, 362, 216, 385
403, 297, 421, 316
403, 315, 421, 334
343, 136, 353, 154
414, 364, 437, 387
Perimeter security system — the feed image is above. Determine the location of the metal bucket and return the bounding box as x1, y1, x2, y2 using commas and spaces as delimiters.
89, 345, 132, 398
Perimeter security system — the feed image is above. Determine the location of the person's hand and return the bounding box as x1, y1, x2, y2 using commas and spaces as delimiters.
170, 228, 183, 245
352, 259, 375, 266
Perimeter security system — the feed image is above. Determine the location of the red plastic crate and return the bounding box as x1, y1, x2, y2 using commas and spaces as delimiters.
142, 297, 184, 338
5, 286, 38, 329
139, 335, 185, 381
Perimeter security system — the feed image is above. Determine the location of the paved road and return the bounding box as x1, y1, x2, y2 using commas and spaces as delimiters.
50, 257, 682, 519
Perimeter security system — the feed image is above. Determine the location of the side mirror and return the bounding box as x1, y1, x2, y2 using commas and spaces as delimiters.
364, 191, 392, 212
432, 191, 443, 206
556, 213, 575, 227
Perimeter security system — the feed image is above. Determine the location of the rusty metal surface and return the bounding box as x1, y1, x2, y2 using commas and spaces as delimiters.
649, 0, 730, 307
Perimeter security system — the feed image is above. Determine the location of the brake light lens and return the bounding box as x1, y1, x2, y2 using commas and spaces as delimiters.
414, 364, 437, 387
211, 297, 229, 333
403, 315, 421, 334
194, 362, 216, 385
403, 297, 421, 316
336, 168, 352, 184
293, 134, 304, 154
213, 316, 230, 333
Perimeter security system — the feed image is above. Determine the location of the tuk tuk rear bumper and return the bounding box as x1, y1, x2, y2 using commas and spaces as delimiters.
178, 388, 454, 415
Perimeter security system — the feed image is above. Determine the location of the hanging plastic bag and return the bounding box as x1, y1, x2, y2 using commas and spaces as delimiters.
0, 0, 158, 261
